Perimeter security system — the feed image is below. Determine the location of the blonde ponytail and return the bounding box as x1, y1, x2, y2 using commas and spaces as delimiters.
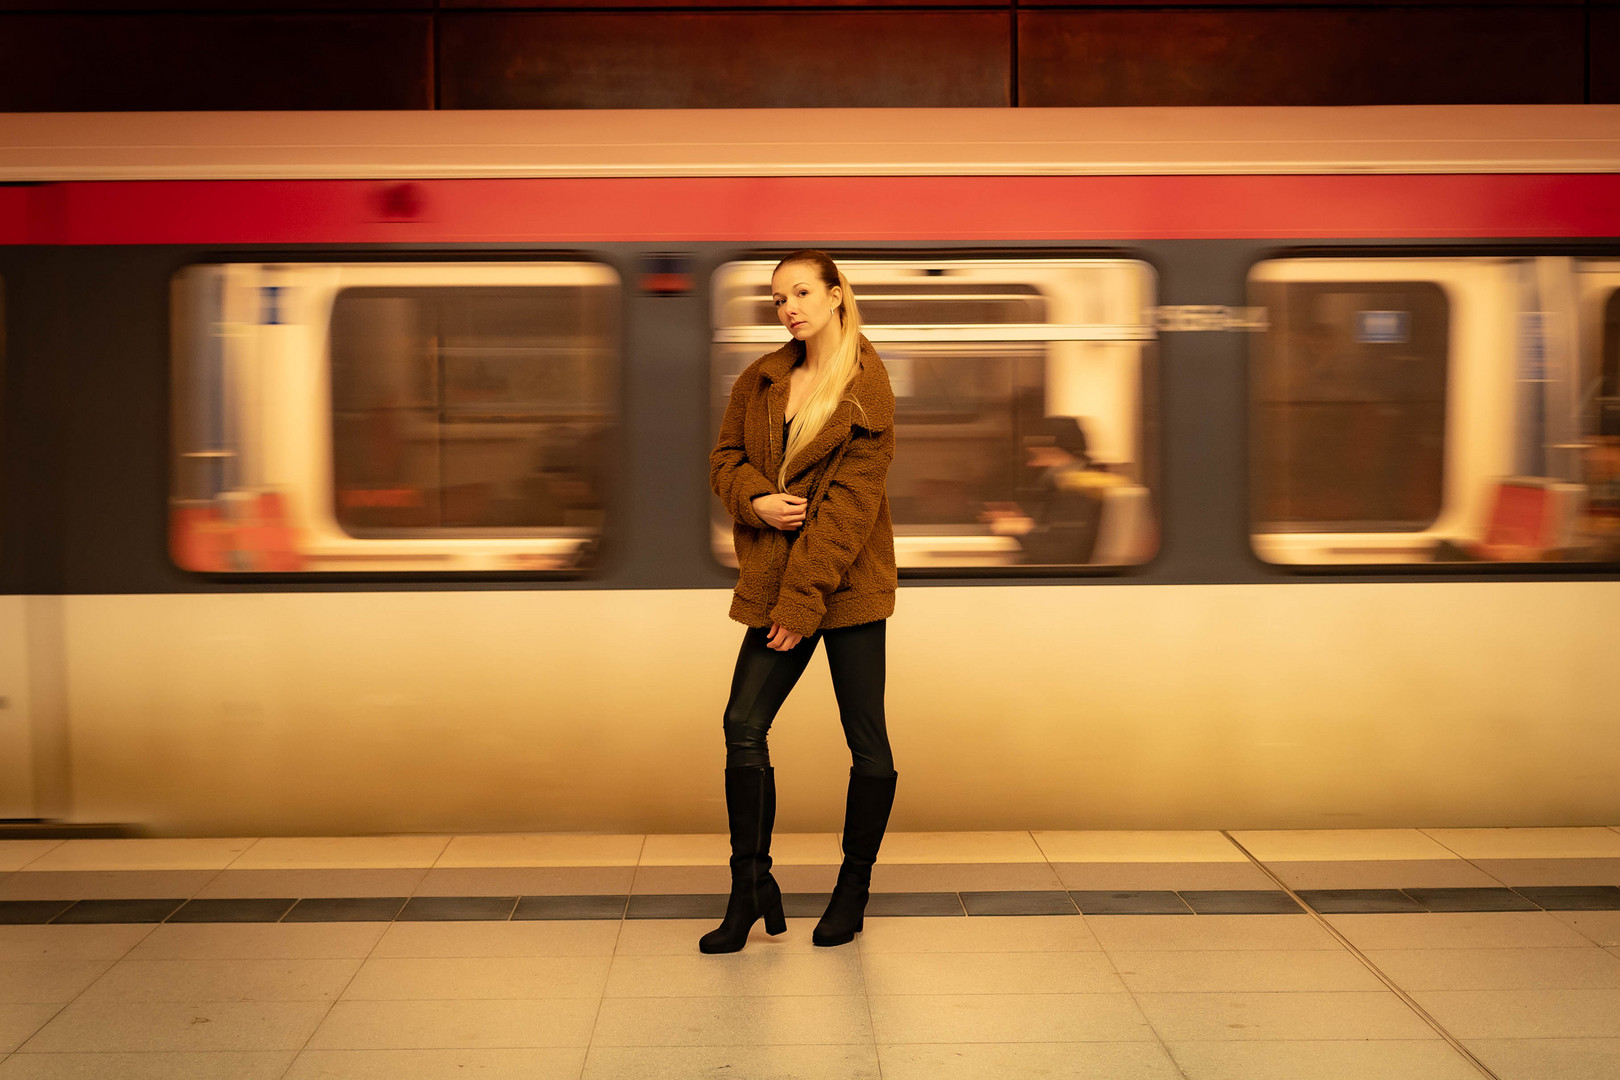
776, 255, 868, 490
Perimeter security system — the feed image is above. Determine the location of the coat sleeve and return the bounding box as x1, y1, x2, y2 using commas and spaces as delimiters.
768, 423, 895, 638
708, 365, 776, 530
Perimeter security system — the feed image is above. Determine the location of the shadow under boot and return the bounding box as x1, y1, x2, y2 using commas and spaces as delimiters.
699, 765, 787, 954
813, 769, 898, 948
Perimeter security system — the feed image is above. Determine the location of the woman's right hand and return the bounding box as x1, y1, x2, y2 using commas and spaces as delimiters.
752, 493, 808, 531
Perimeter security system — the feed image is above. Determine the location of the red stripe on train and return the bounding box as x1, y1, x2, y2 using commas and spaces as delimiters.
2, 174, 1618, 244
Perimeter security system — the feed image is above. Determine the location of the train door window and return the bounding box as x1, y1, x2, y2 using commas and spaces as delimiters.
171, 262, 620, 574
1252, 257, 1619, 566
711, 258, 1159, 571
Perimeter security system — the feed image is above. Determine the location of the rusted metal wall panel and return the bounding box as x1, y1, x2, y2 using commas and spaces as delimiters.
440, 11, 1012, 109
0, 14, 433, 110
1018, 7, 1586, 107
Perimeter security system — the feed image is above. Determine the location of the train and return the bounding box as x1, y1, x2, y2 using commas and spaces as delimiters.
2, 106, 1619, 837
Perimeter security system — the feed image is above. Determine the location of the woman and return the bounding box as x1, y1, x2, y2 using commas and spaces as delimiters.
703, 250, 898, 953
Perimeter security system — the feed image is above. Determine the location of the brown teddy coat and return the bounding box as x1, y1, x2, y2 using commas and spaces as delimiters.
710, 335, 897, 638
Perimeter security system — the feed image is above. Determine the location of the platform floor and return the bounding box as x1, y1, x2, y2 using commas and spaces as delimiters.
2, 827, 1620, 1079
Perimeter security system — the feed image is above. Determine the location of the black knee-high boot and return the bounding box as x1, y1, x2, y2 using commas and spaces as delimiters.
813, 769, 897, 947
699, 765, 787, 954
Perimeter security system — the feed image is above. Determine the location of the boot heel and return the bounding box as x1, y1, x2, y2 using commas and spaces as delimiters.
764, 902, 787, 936
853, 915, 863, 933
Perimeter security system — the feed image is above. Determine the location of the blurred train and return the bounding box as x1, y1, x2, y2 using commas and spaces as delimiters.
2, 107, 1619, 837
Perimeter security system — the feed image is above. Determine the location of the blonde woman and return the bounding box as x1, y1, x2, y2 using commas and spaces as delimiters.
704, 250, 898, 952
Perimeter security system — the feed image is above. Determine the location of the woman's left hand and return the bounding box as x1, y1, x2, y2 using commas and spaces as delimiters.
766, 623, 803, 651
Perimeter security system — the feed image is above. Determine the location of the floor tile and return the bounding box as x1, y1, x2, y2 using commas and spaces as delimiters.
1134, 990, 1436, 1041
1518, 885, 1620, 910
1085, 914, 1340, 952
638, 833, 839, 866
23, 840, 255, 873
285, 1048, 585, 1080
857, 915, 1100, 953
77, 958, 361, 1004
1425, 827, 1620, 860
0, 906, 70, 927
228, 838, 449, 871
435, 834, 644, 868
53, 900, 183, 925
1299, 889, 1425, 914
877, 1042, 1181, 1080
195, 870, 427, 900
342, 955, 611, 1000
613, 917, 824, 956
1263, 859, 1502, 890
960, 890, 1076, 916
1165, 1040, 1480, 1080
1328, 912, 1596, 950
1466, 1037, 1620, 1080
512, 895, 626, 921
1473, 858, 1620, 886
0, 1050, 295, 1079
1365, 947, 1620, 990
1032, 831, 1245, 863
1051, 862, 1276, 891
871, 863, 1063, 892
417, 867, 633, 897
878, 832, 1045, 864
0, 845, 62, 874
584, 1044, 878, 1080
0, 1007, 63, 1055
0, 873, 216, 902
305, 998, 598, 1049
625, 893, 727, 920
1403, 887, 1536, 912
1231, 829, 1457, 862
0, 962, 115, 1004
1178, 891, 1301, 915
373, 920, 619, 958
0, 926, 154, 962
1109, 949, 1384, 993
128, 923, 387, 961
861, 950, 1125, 996
1553, 910, 1620, 947
782, 892, 834, 918
867, 992, 1152, 1043
282, 898, 405, 924
167, 899, 295, 924
396, 896, 516, 922
603, 951, 864, 997
627, 866, 729, 894
772, 865, 840, 893
21, 1001, 329, 1052
863, 893, 963, 917
1070, 891, 1190, 915
1413, 988, 1620, 1038
591, 995, 874, 1045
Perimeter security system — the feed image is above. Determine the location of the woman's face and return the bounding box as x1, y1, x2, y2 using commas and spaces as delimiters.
771, 263, 842, 343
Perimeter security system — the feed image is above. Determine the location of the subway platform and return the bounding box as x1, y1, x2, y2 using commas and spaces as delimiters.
2, 827, 1619, 1080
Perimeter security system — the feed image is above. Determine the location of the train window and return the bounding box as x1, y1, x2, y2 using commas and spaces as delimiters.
1252, 257, 1620, 566
171, 263, 620, 574
712, 258, 1159, 571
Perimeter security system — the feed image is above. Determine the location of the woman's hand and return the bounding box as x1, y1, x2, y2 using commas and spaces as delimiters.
766, 623, 803, 651
751, 493, 807, 531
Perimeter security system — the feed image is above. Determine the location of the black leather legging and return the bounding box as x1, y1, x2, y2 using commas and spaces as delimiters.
722, 619, 894, 778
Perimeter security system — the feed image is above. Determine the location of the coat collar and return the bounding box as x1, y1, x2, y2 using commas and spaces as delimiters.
758, 334, 895, 434
759, 334, 895, 484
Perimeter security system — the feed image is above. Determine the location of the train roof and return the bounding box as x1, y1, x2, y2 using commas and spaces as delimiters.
2, 106, 1620, 182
